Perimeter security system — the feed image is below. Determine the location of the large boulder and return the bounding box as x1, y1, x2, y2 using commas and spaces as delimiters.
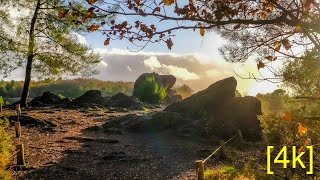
70, 90, 107, 107
133, 72, 181, 105
30, 91, 72, 107
165, 77, 237, 117
165, 77, 262, 140
101, 77, 262, 141
105, 93, 145, 110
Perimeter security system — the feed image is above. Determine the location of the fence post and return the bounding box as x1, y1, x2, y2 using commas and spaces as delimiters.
16, 144, 25, 166
16, 104, 21, 120
237, 129, 244, 143
195, 160, 204, 180
15, 122, 21, 138
219, 140, 227, 159
0, 102, 2, 114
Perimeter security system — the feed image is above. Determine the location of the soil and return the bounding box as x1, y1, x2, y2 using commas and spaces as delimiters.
2, 107, 263, 180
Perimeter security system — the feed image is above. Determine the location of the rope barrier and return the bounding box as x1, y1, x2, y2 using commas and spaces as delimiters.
203, 133, 238, 163
203, 146, 221, 163
224, 134, 238, 144
7, 150, 20, 161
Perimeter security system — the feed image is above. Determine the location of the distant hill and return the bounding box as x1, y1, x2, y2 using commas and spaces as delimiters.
0, 78, 134, 100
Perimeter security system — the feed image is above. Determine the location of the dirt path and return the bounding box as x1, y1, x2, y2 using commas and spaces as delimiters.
4, 108, 215, 180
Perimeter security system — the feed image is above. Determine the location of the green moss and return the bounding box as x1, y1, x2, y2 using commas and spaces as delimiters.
133, 75, 167, 104
0, 126, 12, 180
0, 96, 4, 105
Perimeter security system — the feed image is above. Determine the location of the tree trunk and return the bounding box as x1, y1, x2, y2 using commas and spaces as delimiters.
20, 0, 41, 107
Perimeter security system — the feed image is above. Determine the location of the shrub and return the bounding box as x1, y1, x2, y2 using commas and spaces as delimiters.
133, 75, 167, 104
175, 84, 193, 99
0, 124, 12, 180
204, 166, 240, 180
0, 96, 4, 105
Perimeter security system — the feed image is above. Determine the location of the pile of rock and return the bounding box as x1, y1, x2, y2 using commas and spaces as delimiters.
30, 91, 72, 107
103, 77, 263, 141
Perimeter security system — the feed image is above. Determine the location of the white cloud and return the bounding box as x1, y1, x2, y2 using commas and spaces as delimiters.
144, 56, 200, 80
72, 32, 87, 45
99, 61, 108, 67
144, 56, 162, 70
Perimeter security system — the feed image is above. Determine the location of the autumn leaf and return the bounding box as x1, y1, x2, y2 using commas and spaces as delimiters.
284, 113, 291, 122
281, 39, 292, 50
58, 9, 68, 19
200, 28, 205, 36
274, 41, 281, 51
257, 61, 265, 70
259, 11, 267, 19
86, 0, 98, 4
163, 0, 175, 6
87, 25, 100, 32
265, 56, 275, 61
298, 146, 304, 154
294, 26, 302, 33
165, 38, 173, 50
298, 123, 308, 136
104, 38, 110, 46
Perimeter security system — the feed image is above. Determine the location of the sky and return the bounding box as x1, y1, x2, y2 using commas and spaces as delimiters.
3, 6, 282, 96
85, 27, 280, 96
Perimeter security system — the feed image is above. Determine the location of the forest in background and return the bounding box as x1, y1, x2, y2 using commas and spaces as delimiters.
0, 78, 195, 104
0, 78, 134, 101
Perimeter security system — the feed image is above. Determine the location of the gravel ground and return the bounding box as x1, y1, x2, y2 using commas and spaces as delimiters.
3, 107, 214, 180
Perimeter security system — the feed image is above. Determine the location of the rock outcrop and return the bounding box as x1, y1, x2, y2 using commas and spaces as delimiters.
103, 77, 263, 141
30, 91, 72, 107
165, 77, 262, 140
104, 93, 145, 110
69, 90, 107, 107
133, 72, 182, 105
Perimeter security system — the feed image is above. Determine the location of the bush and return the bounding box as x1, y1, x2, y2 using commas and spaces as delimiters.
133, 75, 167, 104
204, 166, 240, 180
175, 84, 193, 99
0, 124, 12, 180
0, 96, 4, 105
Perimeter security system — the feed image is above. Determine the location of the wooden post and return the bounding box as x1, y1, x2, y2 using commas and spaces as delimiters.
237, 129, 244, 143
0, 102, 2, 114
219, 140, 227, 159
16, 144, 25, 166
16, 104, 21, 121
195, 160, 204, 180
15, 122, 21, 138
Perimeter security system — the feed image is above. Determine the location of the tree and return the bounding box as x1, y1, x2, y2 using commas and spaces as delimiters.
282, 51, 320, 97
0, 0, 109, 107
67, 0, 319, 84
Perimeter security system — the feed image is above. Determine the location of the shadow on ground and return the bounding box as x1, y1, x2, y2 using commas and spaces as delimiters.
20, 127, 211, 180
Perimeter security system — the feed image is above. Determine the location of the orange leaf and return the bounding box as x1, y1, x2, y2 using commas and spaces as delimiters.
165, 38, 173, 50
104, 38, 110, 46
200, 28, 205, 36
284, 113, 291, 122
58, 9, 68, 19
294, 26, 302, 33
265, 56, 275, 61
281, 39, 292, 50
257, 61, 265, 70
274, 41, 281, 51
298, 123, 307, 136
163, 0, 175, 6
87, 25, 100, 32
298, 146, 304, 154
86, 0, 98, 4
259, 11, 267, 19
